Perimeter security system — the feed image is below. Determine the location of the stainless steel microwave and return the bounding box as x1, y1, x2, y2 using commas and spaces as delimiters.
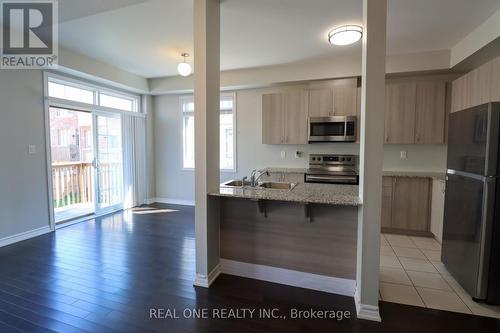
308, 116, 357, 142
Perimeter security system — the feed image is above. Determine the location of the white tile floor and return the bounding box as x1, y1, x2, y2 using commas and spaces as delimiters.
380, 233, 500, 318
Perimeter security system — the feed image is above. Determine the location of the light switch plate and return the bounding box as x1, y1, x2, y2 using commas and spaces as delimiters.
280, 151, 286, 159
28, 144, 36, 155
400, 150, 407, 160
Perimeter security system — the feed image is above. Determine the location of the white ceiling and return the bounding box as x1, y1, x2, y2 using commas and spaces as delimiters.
58, 0, 500, 78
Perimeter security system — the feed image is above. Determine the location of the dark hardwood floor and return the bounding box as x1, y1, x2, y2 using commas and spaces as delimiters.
0, 203, 499, 332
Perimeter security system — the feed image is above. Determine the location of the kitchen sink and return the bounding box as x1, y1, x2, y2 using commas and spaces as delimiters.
222, 180, 252, 187
221, 180, 296, 191
258, 182, 297, 190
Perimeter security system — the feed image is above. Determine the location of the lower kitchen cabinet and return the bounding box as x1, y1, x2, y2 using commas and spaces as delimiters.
381, 177, 393, 229
382, 176, 432, 236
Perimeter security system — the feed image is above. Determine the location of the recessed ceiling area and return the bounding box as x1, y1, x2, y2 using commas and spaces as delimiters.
57, 0, 500, 78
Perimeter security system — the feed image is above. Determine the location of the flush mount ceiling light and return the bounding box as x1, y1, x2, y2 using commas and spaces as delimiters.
177, 53, 192, 76
328, 25, 363, 46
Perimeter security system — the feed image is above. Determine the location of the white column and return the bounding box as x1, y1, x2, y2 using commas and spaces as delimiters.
193, 0, 221, 288
355, 0, 387, 322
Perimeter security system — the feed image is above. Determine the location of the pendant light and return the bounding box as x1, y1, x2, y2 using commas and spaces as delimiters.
177, 53, 192, 76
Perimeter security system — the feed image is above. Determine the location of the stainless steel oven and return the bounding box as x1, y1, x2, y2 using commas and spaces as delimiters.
305, 154, 359, 185
308, 116, 356, 142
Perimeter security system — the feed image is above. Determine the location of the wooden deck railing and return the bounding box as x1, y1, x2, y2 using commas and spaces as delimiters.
52, 161, 122, 208
52, 162, 93, 208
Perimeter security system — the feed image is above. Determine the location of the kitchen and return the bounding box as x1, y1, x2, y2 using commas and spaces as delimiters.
153, 53, 500, 316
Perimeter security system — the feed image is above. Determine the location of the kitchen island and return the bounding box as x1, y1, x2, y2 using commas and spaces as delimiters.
208, 182, 360, 295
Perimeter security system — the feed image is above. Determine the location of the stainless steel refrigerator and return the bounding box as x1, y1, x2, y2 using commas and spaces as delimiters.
442, 102, 500, 304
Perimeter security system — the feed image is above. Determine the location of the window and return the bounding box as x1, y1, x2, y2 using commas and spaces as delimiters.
47, 76, 140, 113
181, 93, 236, 171
48, 81, 94, 104
99, 92, 136, 112
57, 129, 73, 146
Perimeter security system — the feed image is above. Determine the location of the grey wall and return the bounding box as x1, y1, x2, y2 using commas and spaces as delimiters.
0, 70, 51, 239
153, 85, 448, 203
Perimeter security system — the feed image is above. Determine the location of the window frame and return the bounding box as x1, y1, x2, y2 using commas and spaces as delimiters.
180, 92, 237, 173
45, 72, 142, 115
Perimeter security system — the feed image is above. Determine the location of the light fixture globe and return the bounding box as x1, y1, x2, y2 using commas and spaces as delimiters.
177, 52, 192, 76
177, 62, 192, 76
328, 25, 363, 46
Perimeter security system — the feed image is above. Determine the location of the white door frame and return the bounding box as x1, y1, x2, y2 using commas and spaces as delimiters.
93, 111, 125, 216
43, 73, 127, 228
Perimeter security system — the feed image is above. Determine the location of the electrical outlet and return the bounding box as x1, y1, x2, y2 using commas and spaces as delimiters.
280, 151, 286, 159
28, 145, 36, 155
400, 150, 407, 160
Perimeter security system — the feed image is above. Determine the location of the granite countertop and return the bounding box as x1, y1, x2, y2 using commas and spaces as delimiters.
382, 170, 446, 179
209, 182, 360, 206
266, 167, 307, 173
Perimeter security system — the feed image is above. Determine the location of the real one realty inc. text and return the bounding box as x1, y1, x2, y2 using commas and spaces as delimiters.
149, 307, 352, 321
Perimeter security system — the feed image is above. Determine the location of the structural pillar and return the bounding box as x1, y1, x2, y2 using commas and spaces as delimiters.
193, 0, 221, 288
355, 0, 387, 321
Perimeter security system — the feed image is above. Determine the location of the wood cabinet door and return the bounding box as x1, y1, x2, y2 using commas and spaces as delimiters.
475, 62, 492, 107
415, 81, 446, 144
451, 75, 466, 113
308, 88, 333, 117
283, 91, 308, 144
333, 86, 358, 116
490, 56, 500, 102
381, 177, 393, 229
385, 82, 417, 144
391, 178, 431, 232
262, 93, 284, 144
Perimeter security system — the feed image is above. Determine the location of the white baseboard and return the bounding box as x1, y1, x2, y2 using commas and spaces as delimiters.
220, 259, 356, 297
144, 198, 156, 205
354, 288, 381, 322
193, 263, 222, 288
0, 226, 52, 248
152, 197, 195, 206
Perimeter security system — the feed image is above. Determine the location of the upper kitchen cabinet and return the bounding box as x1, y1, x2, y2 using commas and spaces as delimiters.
333, 85, 358, 116
262, 93, 284, 144
262, 91, 308, 145
451, 74, 467, 113
451, 55, 500, 112
385, 78, 448, 145
308, 78, 358, 117
384, 82, 417, 144
415, 81, 446, 144
283, 91, 309, 144
308, 88, 333, 117
490, 55, 500, 102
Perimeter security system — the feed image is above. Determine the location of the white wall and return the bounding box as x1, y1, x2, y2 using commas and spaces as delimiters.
149, 49, 451, 95
153, 85, 448, 202
0, 70, 51, 239
0, 48, 151, 242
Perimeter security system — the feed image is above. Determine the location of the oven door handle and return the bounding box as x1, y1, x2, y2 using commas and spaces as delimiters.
305, 175, 358, 183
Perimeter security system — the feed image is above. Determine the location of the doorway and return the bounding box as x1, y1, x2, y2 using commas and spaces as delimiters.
49, 107, 124, 224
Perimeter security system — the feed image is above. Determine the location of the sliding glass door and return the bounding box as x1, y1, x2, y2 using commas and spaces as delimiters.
94, 113, 124, 213
49, 107, 95, 223
49, 108, 124, 224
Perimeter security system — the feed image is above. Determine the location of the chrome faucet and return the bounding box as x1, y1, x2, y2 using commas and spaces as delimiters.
250, 169, 270, 187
